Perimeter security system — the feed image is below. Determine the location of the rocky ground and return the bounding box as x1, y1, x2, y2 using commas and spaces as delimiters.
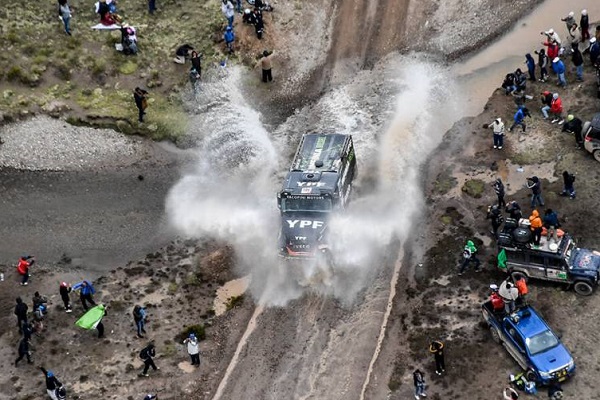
373, 59, 600, 398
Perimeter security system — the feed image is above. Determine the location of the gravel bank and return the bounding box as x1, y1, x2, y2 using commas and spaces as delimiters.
0, 116, 150, 171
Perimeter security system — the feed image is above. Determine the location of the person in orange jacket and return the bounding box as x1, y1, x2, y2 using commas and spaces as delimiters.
515, 276, 529, 305
16, 255, 35, 286
529, 210, 543, 247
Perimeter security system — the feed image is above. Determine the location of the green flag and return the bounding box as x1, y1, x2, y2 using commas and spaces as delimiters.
497, 249, 507, 270
75, 304, 105, 330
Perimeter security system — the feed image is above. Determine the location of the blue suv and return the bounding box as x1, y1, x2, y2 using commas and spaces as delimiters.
482, 302, 575, 384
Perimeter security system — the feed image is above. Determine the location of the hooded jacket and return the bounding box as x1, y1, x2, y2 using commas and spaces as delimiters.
590, 42, 600, 64
527, 176, 541, 194
14, 298, 28, 319
18, 338, 29, 355
493, 179, 505, 196
464, 240, 477, 254
536, 49, 548, 68
73, 280, 95, 296
224, 27, 235, 43
513, 107, 526, 123
41, 368, 62, 391
525, 54, 535, 71
550, 96, 563, 114
581, 14, 589, 30
562, 117, 582, 135
490, 119, 504, 134
543, 210, 559, 228
221, 0, 234, 18
552, 59, 566, 74
529, 210, 543, 229
571, 44, 583, 66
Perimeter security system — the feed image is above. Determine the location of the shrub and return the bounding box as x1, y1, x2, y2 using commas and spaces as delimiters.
175, 324, 206, 343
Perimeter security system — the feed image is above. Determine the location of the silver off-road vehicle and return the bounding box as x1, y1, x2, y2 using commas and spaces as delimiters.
582, 113, 600, 162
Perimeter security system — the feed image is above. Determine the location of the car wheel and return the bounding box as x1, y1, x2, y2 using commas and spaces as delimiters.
511, 271, 528, 282
574, 281, 594, 296
525, 369, 538, 383
594, 150, 600, 163
490, 326, 501, 344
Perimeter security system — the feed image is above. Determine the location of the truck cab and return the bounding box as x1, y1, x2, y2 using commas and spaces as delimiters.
481, 302, 575, 385
277, 133, 356, 258
498, 221, 600, 296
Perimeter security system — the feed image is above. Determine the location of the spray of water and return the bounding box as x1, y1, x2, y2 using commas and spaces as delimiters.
166, 57, 458, 306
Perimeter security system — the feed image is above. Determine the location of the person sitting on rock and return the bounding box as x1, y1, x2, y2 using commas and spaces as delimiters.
174, 44, 194, 64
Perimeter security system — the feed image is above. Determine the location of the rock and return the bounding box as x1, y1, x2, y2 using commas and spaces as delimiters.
42, 100, 70, 117
116, 119, 134, 134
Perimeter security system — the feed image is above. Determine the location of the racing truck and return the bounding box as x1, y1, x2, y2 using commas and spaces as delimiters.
497, 219, 600, 296
277, 133, 356, 258
481, 301, 576, 385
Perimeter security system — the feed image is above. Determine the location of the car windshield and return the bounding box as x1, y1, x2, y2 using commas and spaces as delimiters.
282, 197, 332, 212
526, 330, 559, 355
566, 241, 575, 268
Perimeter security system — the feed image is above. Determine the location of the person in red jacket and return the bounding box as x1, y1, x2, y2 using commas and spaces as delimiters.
541, 93, 563, 124
489, 284, 505, 313
542, 40, 559, 60
17, 255, 35, 286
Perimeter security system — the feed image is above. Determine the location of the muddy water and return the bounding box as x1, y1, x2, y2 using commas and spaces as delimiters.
455, 0, 600, 116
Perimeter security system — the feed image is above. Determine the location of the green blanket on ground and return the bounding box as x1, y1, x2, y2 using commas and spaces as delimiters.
75, 305, 105, 330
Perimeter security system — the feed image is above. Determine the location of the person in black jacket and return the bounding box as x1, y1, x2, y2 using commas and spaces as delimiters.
14, 297, 28, 334
571, 43, 584, 81
562, 114, 584, 148
15, 338, 32, 366
413, 369, 426, 399
252, 7, 264, 39
534, 48, 548, 82
487, 205, 504, 239
59, 282, 72, 313
560, 170, 576, 199
493, 178, 506, 208
505, 200, 523, 220
133, 87, 148, 123
581, 10, 590, 42
40, 367, 64, 399
140, 342, 158, 376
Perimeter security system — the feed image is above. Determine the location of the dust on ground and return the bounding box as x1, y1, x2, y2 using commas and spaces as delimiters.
371, 60, 600, 399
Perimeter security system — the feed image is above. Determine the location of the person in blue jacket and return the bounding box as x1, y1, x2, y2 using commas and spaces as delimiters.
525, 53, 536, 81
551, 57, 566, 87
589, 37, 600, 65
224, 26, 235, 54
72, 280, 97, 311
509, 105, 530, 134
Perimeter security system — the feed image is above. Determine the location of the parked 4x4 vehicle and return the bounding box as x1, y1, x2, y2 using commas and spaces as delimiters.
497, 220, 600, 295
481, 302, 576, 385
582, 113, 600, 162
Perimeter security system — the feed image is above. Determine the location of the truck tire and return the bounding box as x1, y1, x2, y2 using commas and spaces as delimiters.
525, 369, 538, 383
511, 271, 528, 282
490, 326, 501, 344
574, 281, 594, 296
594, 150, 600, 163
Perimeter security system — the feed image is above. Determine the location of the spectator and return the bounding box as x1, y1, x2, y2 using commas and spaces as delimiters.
58, 0, 72, 36
413, 369, 426, 399
526, 176, 544, 208
580, 10, 590, 42
253, 8, 264, 39
486, 204, 504, 239
490, 284, 505, 313
17, 255, 34, 286
133, 305, 147, 338
505, 200, 523, 220
541, 28, 561, 46
543, 208, 560, 243
459, 240, 481, 275
509, 105, 530, 137
571, 43, 584, 81
487, 118, 505, 149
190, 51, 202, 79
14, 297, 28, 334
59, 282, 72, 313
525, 54, 536, 81
541, 93, 563, 124
221, 0, 235, 27
529, 209, 543, 247
589, 37, 600, 65
560, 170, 576, 199
72, 280, 97, 311
562, 114, 584, 148
493, 178, 506, 208
513, 68, 527, 93
224, 26, 235, 54
502, 73, 516, 95
139, 342, 159, 377
568, 23, 582, 48
561, 11, 576, 31
133, 87, 149, 123
183, 334, 201, 366
148, 0, 156, 15
429, 341, 446, 375
541, 40, 559, 61
189, 67, 200, 95
534, 48, 548, 82
40, 367, 64, 400
260, 50, 274, 82
552, 57, 566, 87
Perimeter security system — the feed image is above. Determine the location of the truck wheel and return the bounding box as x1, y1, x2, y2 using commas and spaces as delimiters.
511, 271, 528, 282
594, 150, 600, 163
525, 369, 538, 383
490, 326, 501, 344
574, 281, 594, 296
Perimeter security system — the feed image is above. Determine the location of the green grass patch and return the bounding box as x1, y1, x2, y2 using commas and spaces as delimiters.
461, 179, 486, 198
225, 295, 245, 311
175, 324, 206, 343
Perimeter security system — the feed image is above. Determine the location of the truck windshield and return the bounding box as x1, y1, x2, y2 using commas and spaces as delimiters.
526, 330, 559, 355
282, 197, 332, 212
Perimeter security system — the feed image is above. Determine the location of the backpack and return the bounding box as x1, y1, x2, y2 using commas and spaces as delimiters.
463, 249, 472, 259
139, 348, 148, 360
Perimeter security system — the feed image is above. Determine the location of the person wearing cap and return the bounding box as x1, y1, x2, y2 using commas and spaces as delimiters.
487, 118, 505, 149
459, 240, 480, 275
581, 10, 590, 42
489, 284, 505, 313
562, 114, 583, 148
571, 42, 584, 81
40, 367, 64, 400
561, 11, 576, 31
589, 37, 600, 65
541, 28, 561, 46
551, 57, 566, 87
183, 333, 201, 366
59, 282, 72, 313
